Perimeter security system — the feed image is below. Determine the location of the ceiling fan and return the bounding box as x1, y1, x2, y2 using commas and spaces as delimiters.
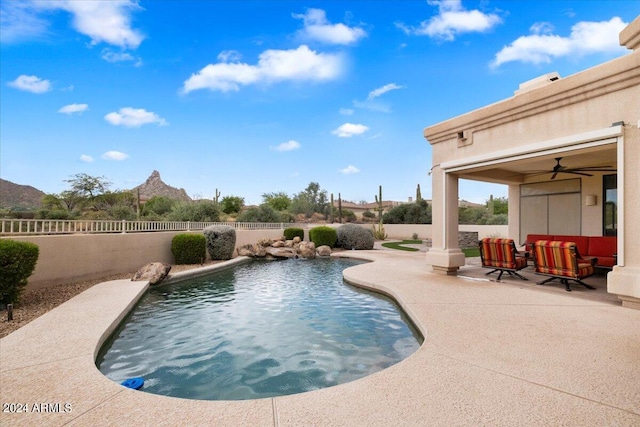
531, 157, 616, 180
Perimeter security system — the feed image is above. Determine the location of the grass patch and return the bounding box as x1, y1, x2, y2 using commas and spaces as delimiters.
462, 248, 480, 257
381, 240, 421, 252
382, 240, 481, 258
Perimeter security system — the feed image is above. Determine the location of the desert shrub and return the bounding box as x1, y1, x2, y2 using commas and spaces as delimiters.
171, 233, 206, 264
412, 232, 419, 240
168, 200, 221, 222
341, 209, 357, 223
236, 204, 281, 223
362, 210, 375, 220
203, 225, 236, 260
337, 223, 374, 250
0, 239, 39, 304
109, 205, 136, 220
284, 227, 304, 241
309, 226, 337, 248
36, 209, 70, 220
142, 196, 175, 217
383, 200, 431, 224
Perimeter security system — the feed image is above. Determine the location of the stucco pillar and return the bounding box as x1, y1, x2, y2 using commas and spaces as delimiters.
607, 125, 640, 309
426, 167, 465, 274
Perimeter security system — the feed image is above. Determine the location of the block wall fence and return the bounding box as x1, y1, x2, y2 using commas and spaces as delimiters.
4, 224, 507, 290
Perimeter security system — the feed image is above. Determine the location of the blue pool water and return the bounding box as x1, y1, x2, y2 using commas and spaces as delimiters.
97, 258, 422, 400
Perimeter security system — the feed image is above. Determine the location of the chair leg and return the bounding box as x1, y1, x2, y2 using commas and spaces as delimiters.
496, 270, 504, 280
508, 271, 528, 281
537, 277, 557, 286
575, 279, 596, 290
485, 269, 498, 276
561, 279, 571, 292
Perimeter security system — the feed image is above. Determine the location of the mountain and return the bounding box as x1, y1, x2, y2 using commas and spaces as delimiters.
132, 170, 192, 202
0, 178, 46, 210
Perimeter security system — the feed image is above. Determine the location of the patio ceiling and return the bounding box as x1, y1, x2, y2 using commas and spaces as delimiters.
456, 144, 617, 185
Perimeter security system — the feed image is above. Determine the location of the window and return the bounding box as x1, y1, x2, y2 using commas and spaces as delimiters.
603, 174, 617, 236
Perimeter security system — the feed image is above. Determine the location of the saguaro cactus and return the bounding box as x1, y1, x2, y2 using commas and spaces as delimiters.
373, 185, 387, 240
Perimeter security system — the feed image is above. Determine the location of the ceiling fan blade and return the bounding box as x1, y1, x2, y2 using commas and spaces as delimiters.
564, 170, 593, 177
551, 171, 559, 180
569, 167, 616, 172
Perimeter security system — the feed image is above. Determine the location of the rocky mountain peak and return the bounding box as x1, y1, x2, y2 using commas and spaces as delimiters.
133, 171, 191, 202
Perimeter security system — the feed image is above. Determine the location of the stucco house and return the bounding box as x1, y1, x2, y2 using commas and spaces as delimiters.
423, 17, 640, 309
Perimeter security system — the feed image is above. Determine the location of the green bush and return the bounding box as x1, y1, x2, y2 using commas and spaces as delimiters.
337, 223, 374, 250
284, 227, 304, 241
0, 239, 39, 305
309, 226, 337, 248
171, 233, 206, 264
236, 204, 282, 223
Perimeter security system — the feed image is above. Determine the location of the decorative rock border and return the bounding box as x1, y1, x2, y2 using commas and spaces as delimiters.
236, 236, 332, 260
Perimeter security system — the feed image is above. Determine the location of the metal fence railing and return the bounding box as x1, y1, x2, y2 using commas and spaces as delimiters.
0, 219, 303, 236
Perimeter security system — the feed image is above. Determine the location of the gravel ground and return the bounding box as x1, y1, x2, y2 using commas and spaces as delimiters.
0, 261, 222, 339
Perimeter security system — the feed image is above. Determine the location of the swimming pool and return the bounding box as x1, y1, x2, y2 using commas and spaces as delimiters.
97, 258, 422, 400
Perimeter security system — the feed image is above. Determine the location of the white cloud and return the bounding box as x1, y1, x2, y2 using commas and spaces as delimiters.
397, 0, 501, 41
272, 140, 301, 152
58, 103, 88, 114
217, 50, 242, 63
101, 48, 142, 66
79, 154, 94, 163
367, 83, 404, 100
182, 45, 343, 93
339, 108, 354, 116
104, 107, 168, 128
293, 8, 367, 45
0, 1, 50, 43
101, 151, 129, 161
35, 0, 144, 49
492, 17, 628, 68
332, 123, 369, 138
8, 74, 51, 93
340, 165, 360, 174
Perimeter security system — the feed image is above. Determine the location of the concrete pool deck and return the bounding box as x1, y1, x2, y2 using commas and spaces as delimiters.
1, 250, 639, 426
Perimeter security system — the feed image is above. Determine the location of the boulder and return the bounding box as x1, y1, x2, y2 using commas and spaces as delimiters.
298, 241, 316, 259
257, 237, 272, 247
265, 246, 297, 259
237, 244, 256, 257
272, 240, 285, 248
293, 236, 301, 244
317, 245, 332, 257
284, 239, 294, 248
131, 262, 171, 285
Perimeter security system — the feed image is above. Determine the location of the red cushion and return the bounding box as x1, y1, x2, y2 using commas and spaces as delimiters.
587, 237, 617, 258
526, 234, 552, 248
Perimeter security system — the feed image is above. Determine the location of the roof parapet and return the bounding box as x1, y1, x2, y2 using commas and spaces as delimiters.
514, 72, 560, 96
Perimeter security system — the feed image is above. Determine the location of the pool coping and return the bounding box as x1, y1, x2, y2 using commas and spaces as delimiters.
2, 250, 639, 426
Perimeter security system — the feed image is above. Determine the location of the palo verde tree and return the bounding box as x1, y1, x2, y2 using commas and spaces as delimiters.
289, 182, 329, 218
262, 191, 291, 211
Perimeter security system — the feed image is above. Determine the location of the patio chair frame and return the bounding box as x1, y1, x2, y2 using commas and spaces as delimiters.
478, 238, 529, 281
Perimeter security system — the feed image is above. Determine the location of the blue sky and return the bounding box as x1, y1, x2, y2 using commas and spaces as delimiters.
1, 1, 637, 205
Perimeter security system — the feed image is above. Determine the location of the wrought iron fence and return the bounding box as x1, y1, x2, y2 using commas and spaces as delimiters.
0, 219, 303, 235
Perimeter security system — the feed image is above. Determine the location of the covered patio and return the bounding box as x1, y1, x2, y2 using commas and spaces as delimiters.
423, 17, 640, 309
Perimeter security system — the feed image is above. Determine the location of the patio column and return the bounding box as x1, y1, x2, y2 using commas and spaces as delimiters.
425, 167, 465, 274
607, 123, 640, 309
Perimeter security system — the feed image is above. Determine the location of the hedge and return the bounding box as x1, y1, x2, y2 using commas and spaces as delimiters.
309, 226, 337, 248
171, 233, 206, 264
0, 239, 39, 305
284, 227, 304, 241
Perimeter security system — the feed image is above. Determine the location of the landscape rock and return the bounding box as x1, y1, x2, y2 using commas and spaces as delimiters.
293, 236, 301, 244
272, 240, 285, 248
317, 245, 332, 257
298, 241, 316, 259
265, 246, 297, 259
131, 262, 171, 285
257, 238, 272, 247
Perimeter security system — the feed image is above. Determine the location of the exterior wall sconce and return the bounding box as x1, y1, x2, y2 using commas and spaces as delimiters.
585, 195, 598, 206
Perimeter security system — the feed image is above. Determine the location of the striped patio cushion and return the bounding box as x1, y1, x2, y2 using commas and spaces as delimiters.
533, 240, 589, 279
480, 238, 519, 269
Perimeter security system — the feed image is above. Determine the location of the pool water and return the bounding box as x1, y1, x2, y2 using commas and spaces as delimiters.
97, 258, 422, 400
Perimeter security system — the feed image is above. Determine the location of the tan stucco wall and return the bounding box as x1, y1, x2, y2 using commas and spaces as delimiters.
6, 229, 287, 290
